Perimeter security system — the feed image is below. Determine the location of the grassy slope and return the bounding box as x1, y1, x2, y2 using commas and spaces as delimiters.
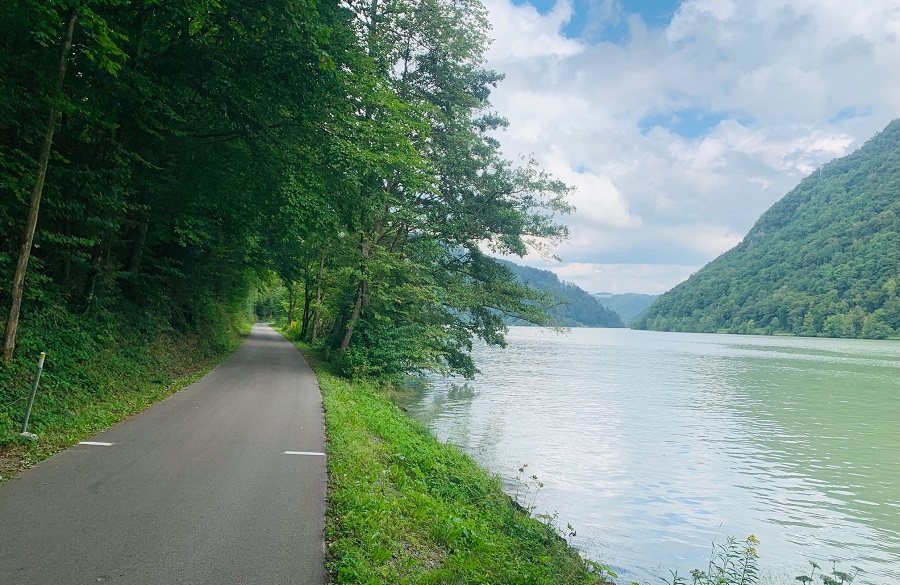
289, 340, 608, 585
1, 308, 603, 583
0, 305, 250, 482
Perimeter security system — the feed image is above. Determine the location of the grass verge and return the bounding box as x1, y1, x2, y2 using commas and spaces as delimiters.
287, 338, 609, 585
0, 305, 251, 483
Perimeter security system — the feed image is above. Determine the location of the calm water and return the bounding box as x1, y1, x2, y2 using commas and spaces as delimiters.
396, 328, 900, 584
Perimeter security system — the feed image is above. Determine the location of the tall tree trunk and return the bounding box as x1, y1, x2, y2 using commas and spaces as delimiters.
84, 245, 103, 307
300, 284, 313, 338
299, 260, 313, 338
3, 12, 78, 362
340, 279, 367, 350
286, 281, 296, 323
310, 249, 326, 345
127, 221, 149, 274
340, 240, 370, 350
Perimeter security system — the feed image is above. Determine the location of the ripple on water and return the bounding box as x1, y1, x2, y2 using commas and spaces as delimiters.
400, 329, 900, 585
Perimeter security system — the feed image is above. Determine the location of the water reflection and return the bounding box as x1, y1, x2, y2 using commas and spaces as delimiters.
396, 329, 900, 584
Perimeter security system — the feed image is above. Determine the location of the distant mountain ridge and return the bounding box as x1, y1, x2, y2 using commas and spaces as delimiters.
634, 119, 900, 339
499, 261, 624, 328
592, 292, 658, 325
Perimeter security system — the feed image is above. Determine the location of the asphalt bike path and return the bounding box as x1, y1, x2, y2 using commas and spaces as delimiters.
0, 324, 326, 584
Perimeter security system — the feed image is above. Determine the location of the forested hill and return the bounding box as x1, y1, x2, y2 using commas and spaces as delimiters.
592, 293, 658, 325
500, 261, 624, 328
634, 119, 900, 339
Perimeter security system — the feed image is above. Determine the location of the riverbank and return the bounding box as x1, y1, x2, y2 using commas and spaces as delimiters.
392, 327, 899, 584
0, 305, 249, 483
286, 339, 610, 584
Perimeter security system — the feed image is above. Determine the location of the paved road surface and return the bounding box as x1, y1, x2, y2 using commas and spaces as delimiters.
0, 324, 326, 584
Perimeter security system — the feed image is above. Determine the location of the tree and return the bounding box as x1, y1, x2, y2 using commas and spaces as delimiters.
1, 0, 574, 379
310, 0, 573, 377
3, 9, 77, 361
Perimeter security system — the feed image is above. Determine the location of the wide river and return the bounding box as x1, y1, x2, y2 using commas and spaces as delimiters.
396, 328, 900, 584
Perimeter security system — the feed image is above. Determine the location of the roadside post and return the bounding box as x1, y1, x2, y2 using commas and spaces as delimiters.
20, 351, 46, 438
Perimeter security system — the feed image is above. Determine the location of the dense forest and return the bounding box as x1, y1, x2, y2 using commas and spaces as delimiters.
0, 0, 573, 383
500, 261, 623, 327
592, 292, 657, 325
635, 119, 900, 339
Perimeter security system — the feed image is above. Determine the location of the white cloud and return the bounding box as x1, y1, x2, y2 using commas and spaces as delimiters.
662, 223, 744, 257
484, 0, 900, 294
551, 262, 701, 295
483, 0, 583, 61
542, 147, 641, 229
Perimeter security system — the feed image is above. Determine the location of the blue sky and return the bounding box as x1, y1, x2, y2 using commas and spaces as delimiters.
638, 108, 745, 139
484, 0, 900, 293
513, 0, 682, 41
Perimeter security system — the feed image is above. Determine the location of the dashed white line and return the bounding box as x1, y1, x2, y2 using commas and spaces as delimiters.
78, 441, 114, 446
283, 451, 325, 456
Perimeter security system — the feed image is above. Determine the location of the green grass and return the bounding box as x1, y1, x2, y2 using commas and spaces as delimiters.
0, 303, 251, 482
285, 338, 608, 585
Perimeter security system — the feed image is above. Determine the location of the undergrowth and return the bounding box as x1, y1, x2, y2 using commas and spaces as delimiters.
0, 301, 250, 482
662, 536, 761, 585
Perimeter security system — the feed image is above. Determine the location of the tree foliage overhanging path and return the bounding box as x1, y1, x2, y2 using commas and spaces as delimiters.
0, 0, 573, 377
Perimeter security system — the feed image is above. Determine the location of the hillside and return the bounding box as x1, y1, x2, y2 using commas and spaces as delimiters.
593, 292, 658, 324
634, 119, 900, 339
500, 261, 624, 328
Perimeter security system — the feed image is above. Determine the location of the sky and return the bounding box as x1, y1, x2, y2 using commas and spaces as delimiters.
484, 0, 900, 294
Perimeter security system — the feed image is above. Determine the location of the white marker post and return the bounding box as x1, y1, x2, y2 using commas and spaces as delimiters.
20, 351, 46, 438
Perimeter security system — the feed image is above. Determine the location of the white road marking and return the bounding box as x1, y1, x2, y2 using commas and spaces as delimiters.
283, 451, 325, 456
78, 441, 114, 446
